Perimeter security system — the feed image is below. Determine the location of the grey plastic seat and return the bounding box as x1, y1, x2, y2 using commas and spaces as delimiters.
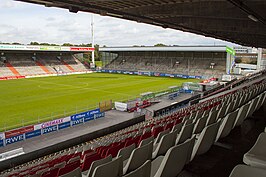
60, 167, 82, 177
191, 121, 220, 161
117, 144, 136, 162
185, 135, 196, 164
122, 160, 151, 177
206, 110, 219, 126
150, 140, 191, 177
171, 123, 183, 134
139, 136, 154, 147
176, 123, 194, 144
225, 101, 235, 115
246, 97, 260, 118
152, 131, 176, 159
84, 155, 112, 177
92, 156, 123, 177
193, 116, 208, 134
229, 165, 266, 177
154, 129, 170, 144
216, 109, 239, 141
217, 104, 227, 119
243, 132, 266, 168
123, 141, 153, 175
233, 103, 250, 128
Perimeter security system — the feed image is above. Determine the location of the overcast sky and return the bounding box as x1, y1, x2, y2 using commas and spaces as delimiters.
0, 0, 238, 47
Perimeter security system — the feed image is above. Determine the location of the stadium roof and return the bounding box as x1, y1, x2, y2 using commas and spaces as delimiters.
99, 46, 227, 52
18, 0, 266, 48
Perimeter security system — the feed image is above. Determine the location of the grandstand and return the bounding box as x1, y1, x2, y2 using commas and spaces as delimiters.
0, 45, 91, 78
100, 46, 228, 79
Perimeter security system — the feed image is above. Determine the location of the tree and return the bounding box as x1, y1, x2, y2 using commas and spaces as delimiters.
154, 43, 167, 47
29, 42, 39, 45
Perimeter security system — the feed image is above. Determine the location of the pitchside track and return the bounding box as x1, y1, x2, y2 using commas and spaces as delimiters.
0, 73, 198, 131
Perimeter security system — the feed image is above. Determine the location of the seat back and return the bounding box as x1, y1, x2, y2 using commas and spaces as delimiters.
41, 167, 59, 177
154, 129, 170, 144
153, 140, 191, 177
86, 155, 112, 177
206, 110, 219, 126
191, 121, 220, 160
116, 144, 135, 162
122, 160, 151, 177
216, 109, 239, 141
234, 103, 250, 127
176, 123, 194, 144
138, 136, 154, 147
186, 135, 196, 164
59, 167, 81, 177
123, 141, 153, 174
152, 131, 176, 159
171, 123, 183, 134
81, 153, 101, 172
193, 116, 208, 134
92, 156, 122, 177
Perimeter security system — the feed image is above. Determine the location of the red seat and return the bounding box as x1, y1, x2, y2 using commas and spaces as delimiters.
41, 167, 60, 177
80, 153, 101, 172
152, 126, 164, 138
58, 160, 80, 176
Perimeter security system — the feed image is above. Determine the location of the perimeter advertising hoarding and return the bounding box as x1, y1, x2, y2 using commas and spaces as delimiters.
98, 69, 202, 79
0, 44, 94, 52
70, 108, 100, 121
34, 117, 70, 130
42, 125, 58, 134
5, 134, 24, 145
5, 125, 34, 139
25, 129, 42, 139
0, 140, 3, 147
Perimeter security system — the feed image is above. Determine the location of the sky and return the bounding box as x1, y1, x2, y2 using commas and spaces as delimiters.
0, 0, 238, 47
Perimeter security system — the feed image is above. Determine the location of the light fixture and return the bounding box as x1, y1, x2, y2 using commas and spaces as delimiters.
248, 15, 258, 22
106, 12, 123, 18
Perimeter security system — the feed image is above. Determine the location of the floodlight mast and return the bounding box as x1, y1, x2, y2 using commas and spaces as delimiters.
91, 14, 95, 66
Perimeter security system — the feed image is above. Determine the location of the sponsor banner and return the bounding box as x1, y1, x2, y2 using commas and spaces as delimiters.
5, 125, 34, 139
70, 108, 100, 121
84, 116, 94, 122
25, 129, 41, 139
58, 121, 71, 130
99, 100, 112, 112
0, 140, 3, 147
5, 134, 24, 145
71, 117, 84, 126
34, 117, 70, 130
0, 133, 5, 140
42, 125, 58, 134
115, 102, 128, 112
70, 47, 94, 51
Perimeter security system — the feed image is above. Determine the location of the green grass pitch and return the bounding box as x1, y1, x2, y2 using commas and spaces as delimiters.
0, 73, 199, 131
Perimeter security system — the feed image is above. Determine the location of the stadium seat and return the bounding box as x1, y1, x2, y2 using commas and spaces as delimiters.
193, 116, 208, 134
138, 136, 154, 147
59, 167, 81, 177
229, 165, 266, 177
81, 153, 101, 172
123, 142, 153, 175
116, 144, 136, 163
58, 160, 80, 176
91, 156, 123, 177
191, 121, 220, 161
171, 122, 183, 134
206, 110, 219, 126
152, 131, 176, 159
154, 129, 170, 144
233, 103, 251, 128
122, 160, 151, 177
83, 155, 112, 177
216, 109, 239, 141
150, 139, 191, 177
41, 167, 60, 177
243, 132, 266, 168
176, 123, 194, 144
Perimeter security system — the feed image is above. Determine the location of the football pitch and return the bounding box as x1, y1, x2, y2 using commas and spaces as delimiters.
0, 73, 199, 131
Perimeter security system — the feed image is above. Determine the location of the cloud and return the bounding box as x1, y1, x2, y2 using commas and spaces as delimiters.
0, 0, 238, 47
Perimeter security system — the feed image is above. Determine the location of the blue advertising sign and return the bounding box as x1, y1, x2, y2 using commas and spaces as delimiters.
71, 108, 100, 121
84, 115, 94, 122
58, 121, 71, 130
71, 117, 84, 126
25, 129, 41, 139
0, 140, 3, 147
42, 125, 58, 134
5, 134, 24, 145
